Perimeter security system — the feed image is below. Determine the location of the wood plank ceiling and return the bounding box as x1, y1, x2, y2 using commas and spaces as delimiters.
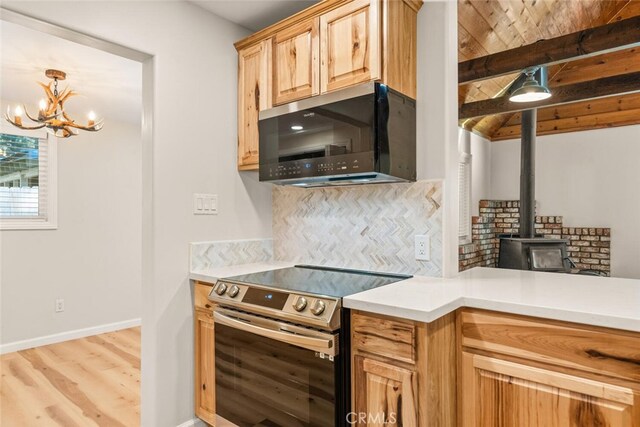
458, 0, 640, 141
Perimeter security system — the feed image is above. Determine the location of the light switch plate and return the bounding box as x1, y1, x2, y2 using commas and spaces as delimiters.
194, 193, 218, 215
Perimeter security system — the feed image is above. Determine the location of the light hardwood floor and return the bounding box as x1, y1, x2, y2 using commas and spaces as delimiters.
0, 327, 140, 427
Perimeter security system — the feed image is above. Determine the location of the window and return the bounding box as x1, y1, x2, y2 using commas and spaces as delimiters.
458, 152, 472, 244
0, 129, 57, 229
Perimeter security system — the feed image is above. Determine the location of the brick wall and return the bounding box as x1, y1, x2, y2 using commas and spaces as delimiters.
459, 200, 611, 276
563, 228, 611, 274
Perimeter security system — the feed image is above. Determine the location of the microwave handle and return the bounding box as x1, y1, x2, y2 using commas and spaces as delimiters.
213, 310, 338, 356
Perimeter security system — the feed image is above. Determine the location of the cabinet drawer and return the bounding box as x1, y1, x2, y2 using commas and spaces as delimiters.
194, 282, 215, 312
460, 309, 640, 382
352, 311, 416, 364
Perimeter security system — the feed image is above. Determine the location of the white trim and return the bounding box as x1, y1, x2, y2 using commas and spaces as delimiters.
0, 6, 155, 425
0, 8, 150, 62
442, 0, 460, 278
176, 419, 208, 427
0, 318, 141, 355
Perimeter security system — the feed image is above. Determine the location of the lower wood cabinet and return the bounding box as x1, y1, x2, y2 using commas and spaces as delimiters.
194, 283, 216, 426
351, 310, 456, 426
353, 355, 417, 426
459, 309, 640, 427
461, 352, 639, 426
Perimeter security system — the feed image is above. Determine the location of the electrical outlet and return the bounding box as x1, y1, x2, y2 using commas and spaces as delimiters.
415, 235, 430, 261
55, 298, 65, 313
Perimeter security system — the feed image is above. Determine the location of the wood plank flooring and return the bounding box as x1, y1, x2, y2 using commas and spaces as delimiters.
0, 327, 140, 427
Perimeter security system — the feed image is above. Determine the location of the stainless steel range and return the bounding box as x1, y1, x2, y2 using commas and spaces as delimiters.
208, 265, 410, 427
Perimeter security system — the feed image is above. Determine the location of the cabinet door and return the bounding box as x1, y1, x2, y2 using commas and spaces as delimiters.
237, 40, 271, 170
353, 356, 417, 426
195, 309, 216, 426
461, 352, 639, 427
272, 19, 319, 105
320, 0, 380, 93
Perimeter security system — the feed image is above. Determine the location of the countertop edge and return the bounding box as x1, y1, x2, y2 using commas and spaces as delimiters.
343, 297, 464, 324
344, 291, 640, 333
460, 296, 640, 333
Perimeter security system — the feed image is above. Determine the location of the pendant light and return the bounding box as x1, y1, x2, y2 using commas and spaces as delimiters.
509, 66, 552, 103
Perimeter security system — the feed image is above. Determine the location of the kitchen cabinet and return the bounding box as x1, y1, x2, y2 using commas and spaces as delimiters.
194, 282, 216, 426
319, 0, 380, 94
234, 0, 422, 170
351, 310, 456, 426
272, 19, 319, 105
353, 355, 417, 426
237, 40, 272, 171
459, 309, 640, 427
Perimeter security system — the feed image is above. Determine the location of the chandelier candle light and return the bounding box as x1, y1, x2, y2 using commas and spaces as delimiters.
5, 69, 103, 138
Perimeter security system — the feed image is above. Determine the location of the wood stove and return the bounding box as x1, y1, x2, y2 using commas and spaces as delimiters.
498, 237, 571, 272
496, 109, 573, 273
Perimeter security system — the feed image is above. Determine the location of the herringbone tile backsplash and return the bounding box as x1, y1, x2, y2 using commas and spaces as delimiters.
191, 239, 273, 271
273, 180, 443, 277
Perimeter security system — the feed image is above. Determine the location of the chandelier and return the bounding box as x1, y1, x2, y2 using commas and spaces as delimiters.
5, 69, 103, 138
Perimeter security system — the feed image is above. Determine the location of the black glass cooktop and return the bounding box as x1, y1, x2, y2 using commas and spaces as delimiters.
222, 265, 411, 298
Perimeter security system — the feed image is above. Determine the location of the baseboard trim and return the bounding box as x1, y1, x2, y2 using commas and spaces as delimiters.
176, 418, 208, 427
0, 318, 141, 355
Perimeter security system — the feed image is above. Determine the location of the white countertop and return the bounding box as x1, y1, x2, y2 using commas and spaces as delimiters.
189, 261, 294, 284
190, 263, 640, 333
344, 267, 640, 332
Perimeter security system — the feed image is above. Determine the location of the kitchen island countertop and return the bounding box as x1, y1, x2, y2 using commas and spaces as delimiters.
344, 267, 640, 332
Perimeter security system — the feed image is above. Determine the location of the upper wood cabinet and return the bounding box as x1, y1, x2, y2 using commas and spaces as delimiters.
320, 0, 380, 94
272, 19, 320, 105
234, 0, 422, 170
237, 40, 272, 170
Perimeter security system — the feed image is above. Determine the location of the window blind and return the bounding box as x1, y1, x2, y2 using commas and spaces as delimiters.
0, 133, 49, 219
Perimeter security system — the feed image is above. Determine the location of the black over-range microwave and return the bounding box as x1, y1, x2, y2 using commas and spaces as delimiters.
258, 82, 416, 187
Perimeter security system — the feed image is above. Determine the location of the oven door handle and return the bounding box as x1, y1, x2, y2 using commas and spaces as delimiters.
214, 311, 338, 356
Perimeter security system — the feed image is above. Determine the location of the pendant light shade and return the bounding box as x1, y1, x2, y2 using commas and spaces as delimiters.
509, 67, 552, 103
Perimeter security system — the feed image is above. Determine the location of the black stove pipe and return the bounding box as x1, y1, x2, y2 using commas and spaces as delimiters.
520, 109, 536, 238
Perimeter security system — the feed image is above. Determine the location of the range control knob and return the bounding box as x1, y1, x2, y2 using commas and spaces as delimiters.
293, 297, 308, 312
228, 285, 240, 298
214, 283, 227, 296
311, 300, 326, 316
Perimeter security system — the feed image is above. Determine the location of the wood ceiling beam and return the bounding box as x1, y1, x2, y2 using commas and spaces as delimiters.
458, 71, 640, 120
458, 15, 640, 84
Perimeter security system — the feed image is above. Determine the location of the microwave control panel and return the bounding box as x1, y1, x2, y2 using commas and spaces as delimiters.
264, 152, 375, 180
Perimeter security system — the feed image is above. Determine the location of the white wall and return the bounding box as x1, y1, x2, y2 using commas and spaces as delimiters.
0, 113, 142, 345
0, 2, 273, 426
417, 1, 459, 276
417, 2, 446, 181
490, 125, 640, 279
469, 131, 492, 216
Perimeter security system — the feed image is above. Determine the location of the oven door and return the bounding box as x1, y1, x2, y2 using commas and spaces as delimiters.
214, 307, 342, 427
